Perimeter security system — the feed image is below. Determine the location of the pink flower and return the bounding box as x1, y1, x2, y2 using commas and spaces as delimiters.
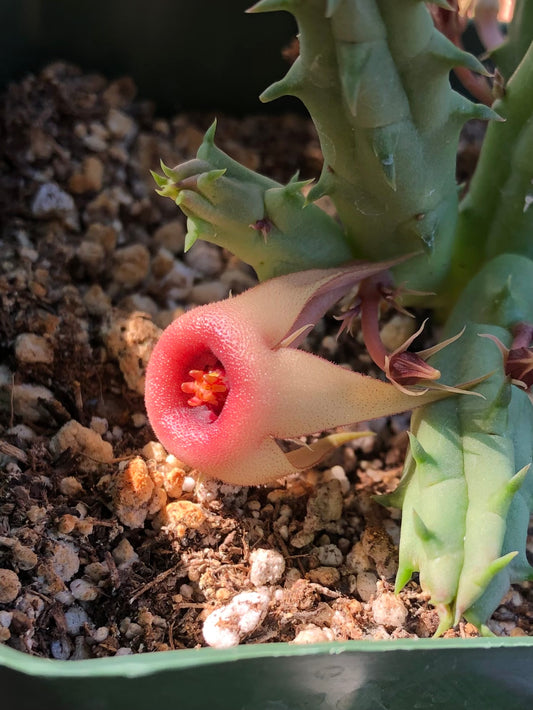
145, 260, 452, 485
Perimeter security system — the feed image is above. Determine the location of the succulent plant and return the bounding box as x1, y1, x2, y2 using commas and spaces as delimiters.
149, 0, 533, 634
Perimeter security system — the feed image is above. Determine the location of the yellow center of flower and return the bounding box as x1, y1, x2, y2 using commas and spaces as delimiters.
181, 367, 228, 416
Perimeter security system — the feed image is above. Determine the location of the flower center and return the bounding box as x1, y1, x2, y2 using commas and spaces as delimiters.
181, 366, 228, 418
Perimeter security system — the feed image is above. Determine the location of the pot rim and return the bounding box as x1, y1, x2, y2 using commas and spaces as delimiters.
2, 635, 533, 677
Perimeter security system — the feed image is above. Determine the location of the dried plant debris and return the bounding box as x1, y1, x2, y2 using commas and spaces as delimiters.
0, 63, 531, 659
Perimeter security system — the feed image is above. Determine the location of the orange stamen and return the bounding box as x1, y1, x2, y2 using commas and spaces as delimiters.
181, 367, 228, 416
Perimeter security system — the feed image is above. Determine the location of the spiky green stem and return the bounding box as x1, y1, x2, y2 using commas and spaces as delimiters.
152, 122, 353, 279
451, 42, 533, 300
250, 0, 496, 291
386, 255, 533, 633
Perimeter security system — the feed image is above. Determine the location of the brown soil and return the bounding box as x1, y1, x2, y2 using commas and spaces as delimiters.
0, 63, 532, 660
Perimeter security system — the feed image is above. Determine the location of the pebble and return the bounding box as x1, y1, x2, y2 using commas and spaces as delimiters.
120, 293, 159, 317
82, 122, 109, 152
371, 592, 408, 629
181, 475, 197, 493
115, 647, 133, 656
131, 412, 147, 428
107, 108, 136, 141
12, 383, 56, 423
84, 562, 109, 582
83, 284, 112, 316
303, 480, 344, 533
50, 639, 72, 660
323, 465, 350, 495
112, 457, 155, 529
219, 267, 257, 293
85, 223, 117, 255
356, 571, 378, 602
57, 514, 77, 534
120, 619, 143, 639
188, 281, 229, 305
0, 611, 13, 628
160, 500, 206, 537
28, 125, 55, 160
314, 544, 343, 568
361, 527, 398, 580
113, 244, 150, 288
71, 636, 91, 660
70, 578, 99, 601
103, 77, 137, 109
69, 156, 104, 193
54, 590, 75, 605
345, 542, 372, 574
0, 569, 21, 603
103, 311, 161, 395
59, 476, 84, 498
162, 466, 185, 498
93, 626, 109, 642
151, 247, 175, 279
142, 441, 167, 463
49, 420, 114, 473
292, 625, 335, 645
112, 538, 139, 569
249, 548, 286, 587
202, 589, 271, 648
290, 530, 315, 549
6, 424, 36, 443
77, 239, 106, 272
184, 241, 224, 276
50, 541, 80, 582
64, 604, 90, 635
153, 220, 186, 254
159, 261, 195, 302
89, 417, 108, 436
14, 333, 54, 365
306, 567, 340, 586
31, 182, 79, 230
12, 542, 38, 571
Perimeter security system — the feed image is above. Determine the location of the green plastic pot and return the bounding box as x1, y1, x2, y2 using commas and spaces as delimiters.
2, 1, 533, 706
2, 637, 533, 709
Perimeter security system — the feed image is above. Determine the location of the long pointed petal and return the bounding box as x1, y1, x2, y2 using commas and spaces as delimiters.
267, 348, 454, 438
285, 431, 374, 469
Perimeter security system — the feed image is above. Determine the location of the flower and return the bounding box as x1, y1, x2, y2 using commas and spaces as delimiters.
145, 260, 457, 486
357, 274, 472, 396
481, 322, 533, 389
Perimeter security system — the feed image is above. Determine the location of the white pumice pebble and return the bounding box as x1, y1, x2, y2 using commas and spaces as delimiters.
371, 592, 408, 628
64, 604, 90, 635
249, 548, 286, 586
202, 589, 270, 648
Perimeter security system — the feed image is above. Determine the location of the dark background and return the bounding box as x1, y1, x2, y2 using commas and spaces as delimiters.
0, 0, 299, 114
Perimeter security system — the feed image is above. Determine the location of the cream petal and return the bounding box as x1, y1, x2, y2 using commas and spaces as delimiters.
268, 348, 453, 438
201, 436, 299, 486
223, 257, 408, 349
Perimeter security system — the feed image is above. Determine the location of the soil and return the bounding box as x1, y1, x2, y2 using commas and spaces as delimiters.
0, 63, 532, 660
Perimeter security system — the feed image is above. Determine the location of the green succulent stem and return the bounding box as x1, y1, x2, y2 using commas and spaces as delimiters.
250, 0, 496, 292
450, 41, 533, 303
152, 122, 354, 279
388, 255, 533, 633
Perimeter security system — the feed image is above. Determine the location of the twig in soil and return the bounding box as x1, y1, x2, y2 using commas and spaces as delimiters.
105, 550, 121, 592
0, 440, 28, 464
129, 564, 187, 603
308, 583, 342, 599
